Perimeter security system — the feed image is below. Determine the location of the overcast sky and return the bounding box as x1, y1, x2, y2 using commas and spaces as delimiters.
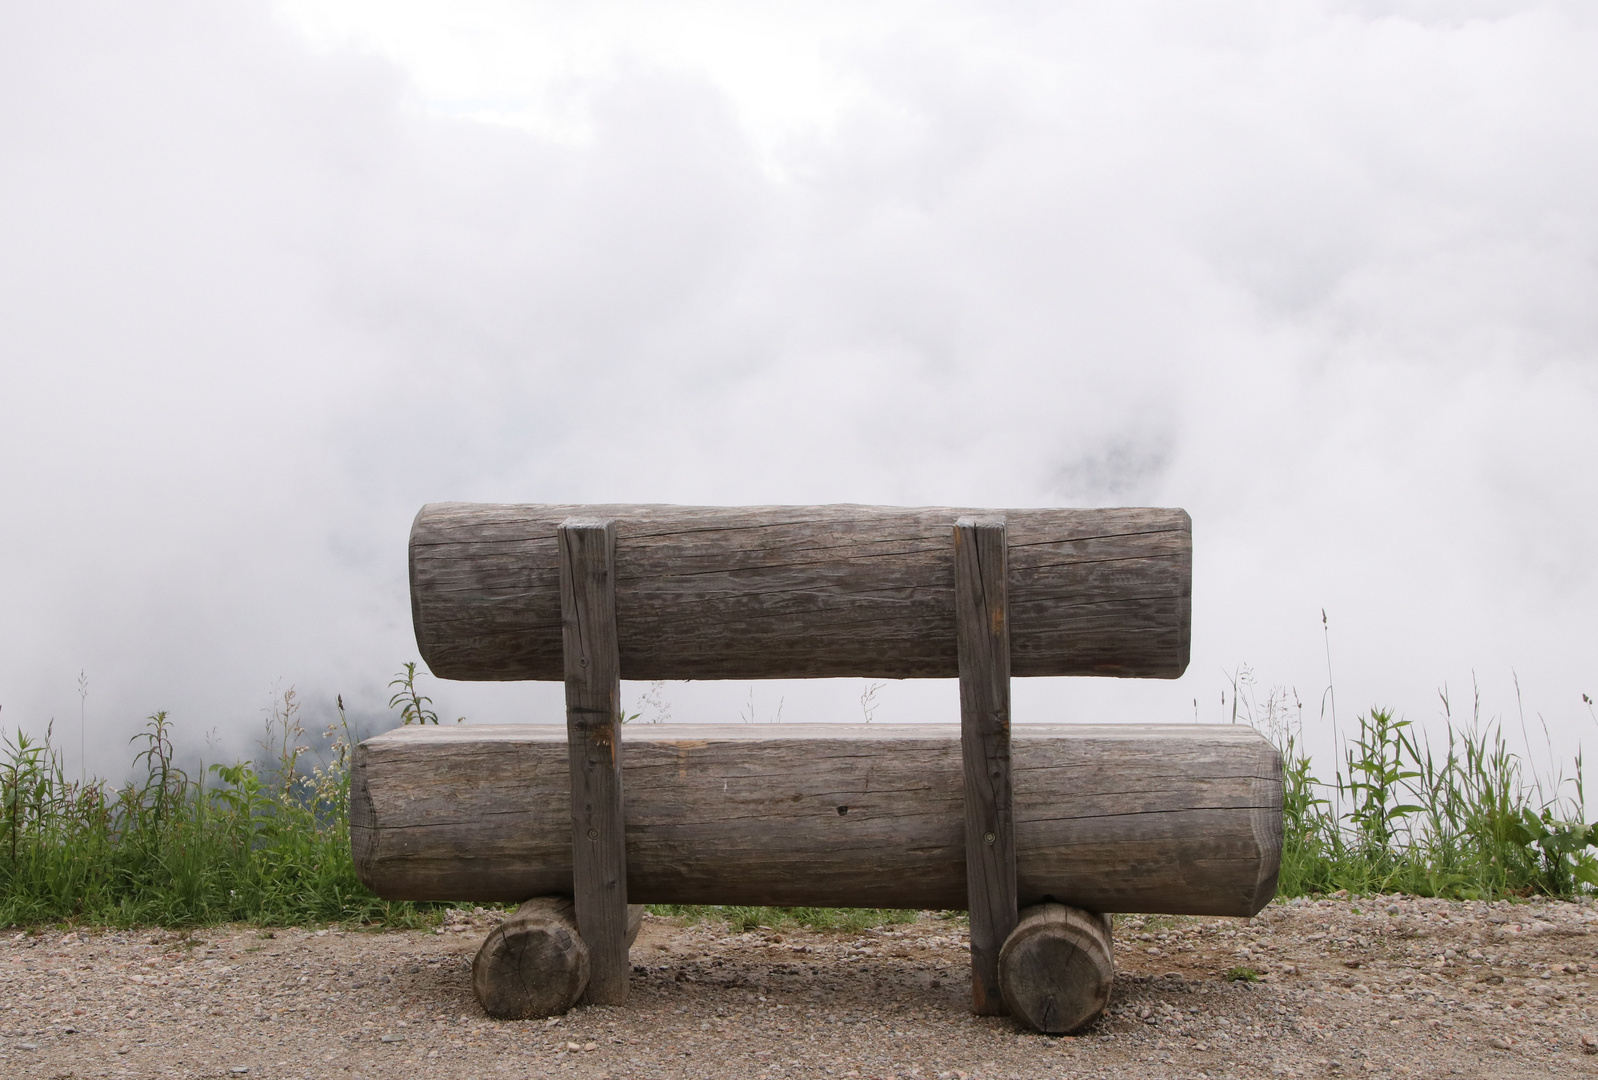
2, 0, 1595, 793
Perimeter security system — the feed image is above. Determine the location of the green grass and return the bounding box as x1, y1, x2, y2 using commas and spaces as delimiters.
647, 905, 929, 933
0, 673, 932, 934
0, 688, 442, 930
3, 665, 1595, 931
1270, 697, 1598, 900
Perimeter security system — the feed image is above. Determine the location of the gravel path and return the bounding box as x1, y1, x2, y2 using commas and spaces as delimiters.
2, 896, 1595, 1079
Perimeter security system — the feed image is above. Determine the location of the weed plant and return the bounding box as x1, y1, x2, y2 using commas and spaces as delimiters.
4, 662, 1596, 932
1263, 687, 1597, 900
0, 687, 437, 929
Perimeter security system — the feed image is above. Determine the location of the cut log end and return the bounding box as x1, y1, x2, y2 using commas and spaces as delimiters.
998, 903, 1114, 1035
472, 897, 589, 1020
472, 898, 644, 1020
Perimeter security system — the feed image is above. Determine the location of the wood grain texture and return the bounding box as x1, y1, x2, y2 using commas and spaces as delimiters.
558, 519, 629, 1006
471, 898, 644, 1019
998, 903, 1115, 1034
471, 896, 589, 1019
955, 518, 1016, 1015
409, 504, 1191, 681
352, 724, 1281, 916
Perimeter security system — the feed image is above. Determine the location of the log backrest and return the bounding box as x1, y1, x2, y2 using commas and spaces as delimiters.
409, 503, 1192, 682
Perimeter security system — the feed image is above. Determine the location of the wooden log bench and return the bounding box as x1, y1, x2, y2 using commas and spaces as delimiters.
352, 503, 1283, 1034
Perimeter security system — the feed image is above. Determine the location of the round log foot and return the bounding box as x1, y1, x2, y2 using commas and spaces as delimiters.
472, 898, 647, 1019
998, 902, 1114, 1034
472, 896, 590, 1020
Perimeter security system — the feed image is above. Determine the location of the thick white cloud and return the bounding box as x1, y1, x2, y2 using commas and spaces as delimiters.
1, 1, 1595, 791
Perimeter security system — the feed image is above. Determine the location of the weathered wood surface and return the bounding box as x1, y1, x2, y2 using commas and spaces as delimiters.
352, 724, 1281, 916
472, 896, 589, 1019
471, 897, 645, 1019
954, 517, 1016, 1015
410, 504, 1191, 681
558, 519, 630, 1005
998, 903, 1115, 1034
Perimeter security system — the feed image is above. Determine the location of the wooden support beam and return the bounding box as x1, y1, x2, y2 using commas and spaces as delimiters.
998, 903, 1115, 1034
472, 898, 645, 1020
472, 895, 589, 1019
955, 516, 1017, 1017
558, 518, 629, 1005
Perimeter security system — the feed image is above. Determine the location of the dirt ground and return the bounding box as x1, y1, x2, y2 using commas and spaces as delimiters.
2, 896, 1595, 1080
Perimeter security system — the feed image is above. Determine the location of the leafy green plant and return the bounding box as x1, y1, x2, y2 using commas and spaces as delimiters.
1260, 683, 1596, 901
0, 688, 443, 929
388, 662, 441, 725
1341, 707, 1424, 862
1507, 809, 1598, 894
4, 661, 1596, 933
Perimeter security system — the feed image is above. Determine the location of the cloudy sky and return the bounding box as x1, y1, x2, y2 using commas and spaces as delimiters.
2, 0, 1595, 791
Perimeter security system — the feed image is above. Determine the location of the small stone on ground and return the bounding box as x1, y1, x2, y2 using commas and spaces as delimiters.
0, 897, 1594, 1078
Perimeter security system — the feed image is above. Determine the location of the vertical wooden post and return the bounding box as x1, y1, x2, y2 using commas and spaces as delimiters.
954, 515, 1017, 1016
558, 518, 629, 1005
